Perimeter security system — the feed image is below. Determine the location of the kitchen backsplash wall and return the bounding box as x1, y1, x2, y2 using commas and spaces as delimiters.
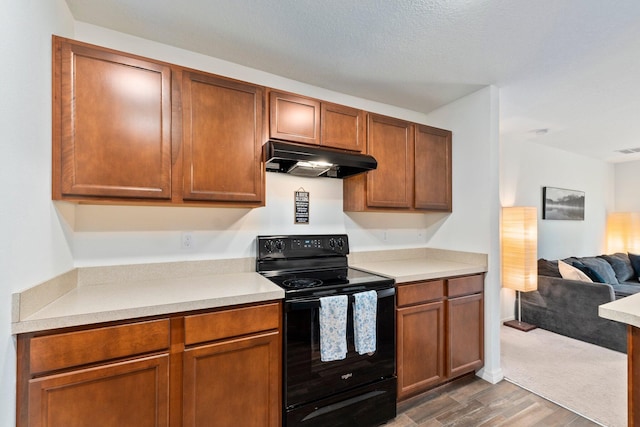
69, 173, 343, 265
66, 172, 439, 266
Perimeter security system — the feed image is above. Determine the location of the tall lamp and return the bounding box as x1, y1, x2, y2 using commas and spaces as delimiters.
607, 212, 640, 253
502, 206, 538, 332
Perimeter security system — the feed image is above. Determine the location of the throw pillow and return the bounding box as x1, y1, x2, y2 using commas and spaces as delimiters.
629, 252, 640, 281
600, 253, 635, 282
558, 260, 593, 282
537, 259, 562, 278
579, 257, 620, 285
562, 257, 580, 266
572, 261, 605, 283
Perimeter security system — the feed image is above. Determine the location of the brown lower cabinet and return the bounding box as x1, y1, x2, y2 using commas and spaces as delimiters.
628, 326, 640, 426
17, 302, 282, 427
396, 274, 484, 400
28, 354, 170, 427
183, 332, 280, 427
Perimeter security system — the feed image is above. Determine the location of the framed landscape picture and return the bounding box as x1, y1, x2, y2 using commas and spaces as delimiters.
542, 187, 585, 220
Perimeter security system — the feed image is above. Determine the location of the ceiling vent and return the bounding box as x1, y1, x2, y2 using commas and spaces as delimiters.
615, 147, 640, 155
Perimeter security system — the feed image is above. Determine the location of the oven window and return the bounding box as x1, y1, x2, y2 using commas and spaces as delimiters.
284, 293, 395, 408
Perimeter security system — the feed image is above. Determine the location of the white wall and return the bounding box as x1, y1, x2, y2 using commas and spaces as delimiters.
501, 140, 614, 258
0, 1, 75, 425
615, 159, 640, 211
424, 86, 503, 384
500, 139, 615, 320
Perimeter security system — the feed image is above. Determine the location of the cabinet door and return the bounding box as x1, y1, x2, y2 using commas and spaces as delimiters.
28, 354, 169, 427
54, 38, 172, 200
321, 102, 364, 152
366, 114, 414, 208
181, 71, 265, 203
447, 293, 484, 378
414, 125, 452, 211
396, 301, 445, 400
183, 331, 281, 427
269, 91, 320, 145
630, 326, 640, 427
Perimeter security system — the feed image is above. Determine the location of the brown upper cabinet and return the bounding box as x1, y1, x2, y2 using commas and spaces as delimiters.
269, 91, 320, 145
52, 37, 173, 201
180, 70, 264, 204
414, 124, 452, 211
320, 102, 365, 152
365, 114, 414, 209
343, 114, 452, 212
52, 36, 265, 207
269, 91, 364, 152
52, 37, 450, 211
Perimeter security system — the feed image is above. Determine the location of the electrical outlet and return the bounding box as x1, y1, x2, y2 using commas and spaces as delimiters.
181, 232, 194, 250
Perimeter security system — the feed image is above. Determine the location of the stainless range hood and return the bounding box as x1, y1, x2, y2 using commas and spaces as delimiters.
263, 140, 377, 178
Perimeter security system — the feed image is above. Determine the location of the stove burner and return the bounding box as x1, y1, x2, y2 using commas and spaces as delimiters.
282, 278, 324, 289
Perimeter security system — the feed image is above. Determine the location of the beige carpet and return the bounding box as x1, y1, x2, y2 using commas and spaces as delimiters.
501, 325, 627, 427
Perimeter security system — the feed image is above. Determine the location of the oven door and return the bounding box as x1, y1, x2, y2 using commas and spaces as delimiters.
283, 287, 396, 409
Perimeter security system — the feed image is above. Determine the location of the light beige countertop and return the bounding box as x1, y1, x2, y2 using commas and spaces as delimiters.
349, 248, 487, 284
599, 292, 640, 329
12, 259, 283, 335
352, 258, 486, 283
12, 248, 488, 335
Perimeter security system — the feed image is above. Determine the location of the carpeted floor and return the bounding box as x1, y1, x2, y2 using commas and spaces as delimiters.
501, 325, 627, 427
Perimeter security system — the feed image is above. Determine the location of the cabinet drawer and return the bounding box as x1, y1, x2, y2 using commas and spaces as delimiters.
29, 319, 170, 375
184, 302, 280, 345
397, 280, 444, 307
447, 274, 484, 298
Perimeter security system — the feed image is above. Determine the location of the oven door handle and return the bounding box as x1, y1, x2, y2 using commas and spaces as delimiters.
285, 287, 395, 311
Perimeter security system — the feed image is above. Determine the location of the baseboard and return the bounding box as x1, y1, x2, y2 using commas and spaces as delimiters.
477, 367, 503, 384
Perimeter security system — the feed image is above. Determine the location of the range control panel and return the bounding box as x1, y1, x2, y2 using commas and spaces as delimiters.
257, 234, 349, 259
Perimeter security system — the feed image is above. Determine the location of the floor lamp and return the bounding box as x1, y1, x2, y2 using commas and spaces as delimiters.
607, 212, 640, 253
502, 206, 538, 332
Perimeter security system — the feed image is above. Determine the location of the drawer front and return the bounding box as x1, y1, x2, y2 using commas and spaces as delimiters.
447, 274, 484, 298
397, 280, 444, 307
30, 319, 170, 375
184, 302, 280, 346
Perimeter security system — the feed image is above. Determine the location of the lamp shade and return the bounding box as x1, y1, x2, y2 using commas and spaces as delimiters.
607, 212, 640, 253
502, 207, 538, 292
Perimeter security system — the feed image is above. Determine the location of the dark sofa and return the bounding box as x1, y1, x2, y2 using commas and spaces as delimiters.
519, 253, 640, 353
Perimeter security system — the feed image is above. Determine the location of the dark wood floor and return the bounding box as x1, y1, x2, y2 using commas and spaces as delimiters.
387, 374, 600, 427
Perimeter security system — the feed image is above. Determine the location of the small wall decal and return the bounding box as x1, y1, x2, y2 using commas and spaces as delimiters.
294, 189, 309, 224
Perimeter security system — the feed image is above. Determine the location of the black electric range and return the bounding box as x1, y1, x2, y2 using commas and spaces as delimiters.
256, 234, 397, 427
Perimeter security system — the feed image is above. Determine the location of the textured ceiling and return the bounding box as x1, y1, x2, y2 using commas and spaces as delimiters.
65, 0, 640, 162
